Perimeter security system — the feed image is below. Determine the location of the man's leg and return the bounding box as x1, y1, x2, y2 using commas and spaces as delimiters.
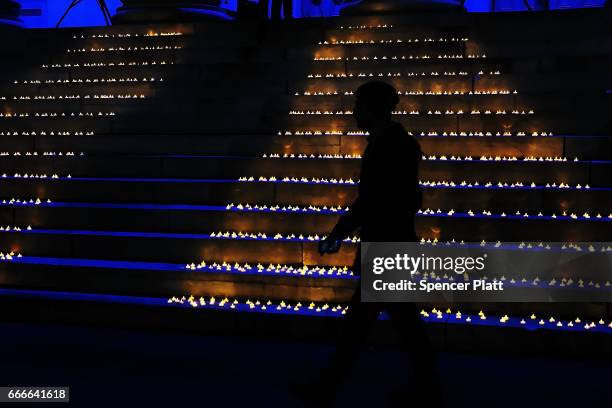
385, 303, 443, 407
318, 294, 379, 387
292, 291, 380, 406
293, 248, 382, 404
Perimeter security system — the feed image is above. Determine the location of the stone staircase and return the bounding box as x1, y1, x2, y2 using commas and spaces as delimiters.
0, 8, 612, 347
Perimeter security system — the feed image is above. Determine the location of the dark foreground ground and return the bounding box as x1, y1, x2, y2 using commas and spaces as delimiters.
0, 321, 608, 408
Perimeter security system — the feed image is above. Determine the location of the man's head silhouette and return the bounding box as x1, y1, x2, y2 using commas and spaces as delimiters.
353, 81, 399, 130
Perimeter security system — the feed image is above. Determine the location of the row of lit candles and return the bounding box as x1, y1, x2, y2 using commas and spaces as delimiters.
279, 130, 362, 135
417, 131, 552, 137
185, 261, 353, 277
289, 109, 534, 115
169, 296, 347, 314
307, 70, 501, 78
203, 234, 612, 247
6, 220, 603, 255
423, 308, 612, 330
4, 94, 146, 100
339, 24, 394, 29
222, 201, 612, 220
318, 38, 468, 45
201, 235, 612, 254
262, 153, 577, 162
67, 46, 182, 52
422, 155, 575, 162
226, 203, 347, 213
0, 172, 593, 191
0, 251, 20, 260
0, 131, 93, 136
221, 200, 612, 221
296, 90, 516, 96
72, 32, 183, 39
0, 198, 50, 205
418, 208, 612, 220
14, 78, 162, 84
0, 225, 30, 231
314, 54, 486, 61
0, 112, 115, 118
42, 61, 174, 68
168, 295, 612, 331
0, 151, 83, 156
419, 240, 612, 253
278, 130, 552, 136
183, 264, 609, 286
9, 223, 603, 252
419, 180, 591, 189
263, 153, 361, 159
0, 128, 557, 138
1, 174, 71, 179
239, 176, 593, 190
239, 176, 356, 184
209, 230, 359, 242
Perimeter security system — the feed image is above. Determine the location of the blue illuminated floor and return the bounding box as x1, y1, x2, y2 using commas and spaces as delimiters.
0, 320, 609, 408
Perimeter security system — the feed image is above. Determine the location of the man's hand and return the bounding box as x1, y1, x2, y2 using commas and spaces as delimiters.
318, 237, 342, 255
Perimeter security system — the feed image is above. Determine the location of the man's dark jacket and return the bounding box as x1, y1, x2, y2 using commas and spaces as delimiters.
330, 122, 422, 242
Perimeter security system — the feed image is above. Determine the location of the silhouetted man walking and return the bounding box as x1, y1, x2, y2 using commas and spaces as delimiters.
292, 81, 442, 407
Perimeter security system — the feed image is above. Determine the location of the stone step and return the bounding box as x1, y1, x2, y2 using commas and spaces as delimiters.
0, 83, 158, 99
0, 178, 610, 212
2, 132, 610, 159
324, 24, 468, 39
0, 97, 157, 112
290, 92, 610, 113
1, 63, 188, 83
9, 283, 612, 358
5, 110, 606, 135
0, 203, 608, 249
292, 72, 612, 95
474, 71, 612, 93
315, 28, 612, 60
66, 33, 191, 50
310, 56, 612, 80
0, 286, 611, 353
46, 46, 277, 66
0, 227, 358, 265
303, 40, 467, 58
0, 78, 279, 102
3, 89, 607, 124
324, 8, 611, 43
308, 56, 505, 73
63, 23, 198, 38
0, 255, 355, 302
40, 62, 280, 83
0, 153, 609, 184
286, 112, 610, 134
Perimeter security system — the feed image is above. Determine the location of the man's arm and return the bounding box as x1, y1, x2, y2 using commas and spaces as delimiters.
329, 195, 362, 240
319, 196, 362, 254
